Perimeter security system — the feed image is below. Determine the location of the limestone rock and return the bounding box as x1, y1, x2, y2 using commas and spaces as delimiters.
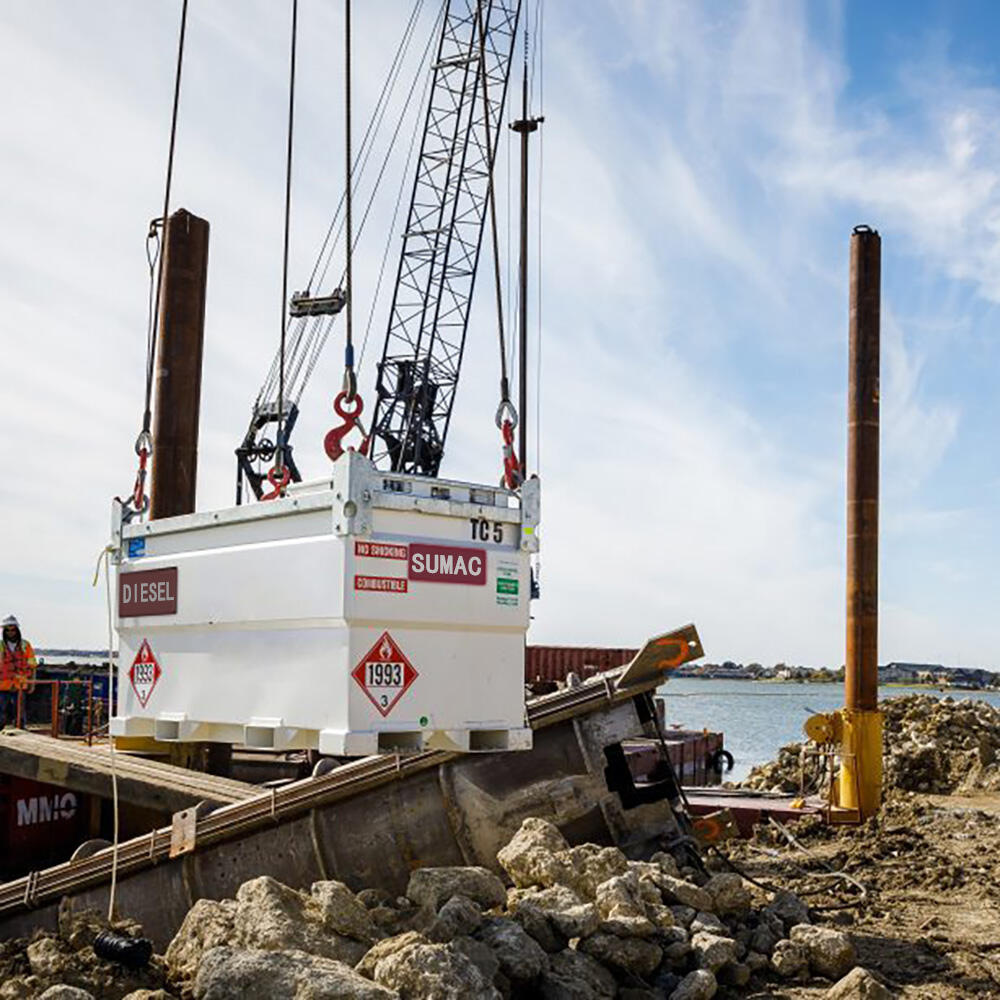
311, 880, 380, 942
508, 885, 599, 940
426, 894, 483, 943
39, 989, 95, 1000
598, 915, 657, 938
478, 916, 548, 981
690, 931, 738, 972
656, 875, 713, 913
717, 961, 751, 987
510, 901, 566, 953
538, 948, 616, 1000
194, 947, 396, 1000
825, 967, 894, 999
670, 905, 696, 928
558, 845, 629, 899
374, 941, 499, 1000
234, 876, 368, 965
790, 924, 857, 980
451, 935, 500, 983
745, 950, 769, 972
771, 939, 809, 980
0, 979, 35, 1000
649, 851, 680, 877
356, 932, 430, 979
702, 873, 750, 918
764, 890, 810, 930
406, 867, 506, 912
27, 940, 69, 981
577, 932, 662, 978
165, 898, 238, 985
121, 993, 177, 1000
497, 817, 572, 889
668, 969, 718, 1000
690, 911, 726, 935
594, 871, 646, 921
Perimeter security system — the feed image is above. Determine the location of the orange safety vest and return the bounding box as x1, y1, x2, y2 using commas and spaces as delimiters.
0, 640, 36, 691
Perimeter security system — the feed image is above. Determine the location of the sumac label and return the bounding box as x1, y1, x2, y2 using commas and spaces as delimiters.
408, 543, 486, 585
119, 568, 178, 616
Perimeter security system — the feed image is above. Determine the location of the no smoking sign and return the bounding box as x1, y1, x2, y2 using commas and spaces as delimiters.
352, 632, 418, 717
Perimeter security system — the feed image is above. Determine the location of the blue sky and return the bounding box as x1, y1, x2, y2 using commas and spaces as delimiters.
1, 1, 999, 668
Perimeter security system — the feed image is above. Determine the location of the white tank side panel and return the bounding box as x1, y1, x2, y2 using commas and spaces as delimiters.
118, 535, 344, 629
126, 508, 332, 558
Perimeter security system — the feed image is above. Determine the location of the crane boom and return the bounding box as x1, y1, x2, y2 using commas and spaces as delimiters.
371, 0, 521, 477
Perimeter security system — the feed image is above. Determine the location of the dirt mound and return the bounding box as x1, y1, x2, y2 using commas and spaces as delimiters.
739, 694, 1000, 796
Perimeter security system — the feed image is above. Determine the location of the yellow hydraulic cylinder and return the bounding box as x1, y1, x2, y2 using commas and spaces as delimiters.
837, 708, 882, 817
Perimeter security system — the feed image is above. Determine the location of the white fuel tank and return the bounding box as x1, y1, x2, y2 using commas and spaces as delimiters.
111, 452, 538, 755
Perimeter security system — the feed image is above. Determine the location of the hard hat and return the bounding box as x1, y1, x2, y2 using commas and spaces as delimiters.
2, 616, 18, 629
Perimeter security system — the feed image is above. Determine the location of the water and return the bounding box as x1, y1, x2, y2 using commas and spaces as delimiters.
655, 678, 1000, 782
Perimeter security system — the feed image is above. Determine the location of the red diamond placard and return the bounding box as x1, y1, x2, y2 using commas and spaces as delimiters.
128, 638, 162, 709
352, 631, 418, 717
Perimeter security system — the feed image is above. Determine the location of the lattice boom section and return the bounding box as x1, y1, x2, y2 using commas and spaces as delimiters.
372, 0, 520, 476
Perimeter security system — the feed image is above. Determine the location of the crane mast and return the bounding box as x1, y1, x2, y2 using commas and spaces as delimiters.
371, 0, 521, 477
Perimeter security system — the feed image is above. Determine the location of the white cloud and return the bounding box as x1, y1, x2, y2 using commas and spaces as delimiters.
1, 0, 998, 669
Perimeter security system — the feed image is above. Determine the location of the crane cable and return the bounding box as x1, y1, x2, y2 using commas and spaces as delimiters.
121, 0, 188, 521
342, 0, 356, 402
263, 0, 299, 500
474, 1, 520, 489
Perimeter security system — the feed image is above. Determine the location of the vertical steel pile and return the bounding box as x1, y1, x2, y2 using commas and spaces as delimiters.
150, 208, 210, 521
841, 224, 882, 818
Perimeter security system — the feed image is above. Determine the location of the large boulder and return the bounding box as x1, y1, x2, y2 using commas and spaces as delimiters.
825, 967, 894, 999
38, 989, 95, 1000
764, 890, 810, 931
559, 846, 629, 899
538, 949, 616, 1000
406, 867, 506, 912
497, 818, 572, 889
234, 876, 368, 965
426, 895, 483, 943
702, 874, 750, 919
508, 886, 600, 941
668, 969, 717, 1000
790, 925, 857, 980
690, 932, 738, 973
165, 898, 238, 985
356, 932, 430, 979
654, 875, 713, 913
771, 939, 809, 980
477, 917, 549, 981
373, 941, 499, 1000
311, 881, 380, 942
577, 932, 662, 978
194, 947, 396, 1000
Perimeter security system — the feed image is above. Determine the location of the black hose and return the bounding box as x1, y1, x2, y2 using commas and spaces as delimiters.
93, 930, 153, 970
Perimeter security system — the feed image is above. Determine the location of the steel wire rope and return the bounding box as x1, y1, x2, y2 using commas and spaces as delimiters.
288, 0, 436, 407
533, 0, 543, 476
305, 0, 426, 295
357, 25, 437, 373
127, 0, 188, 519
474, 0, 513, 412
276, 0, 299, 476
342, 0, 355, 398
254, 0, 427, 408
307, 1, 444, 394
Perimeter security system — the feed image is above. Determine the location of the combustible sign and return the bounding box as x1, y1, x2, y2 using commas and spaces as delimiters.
129, 639, 162, 708
352, 632, 418, 717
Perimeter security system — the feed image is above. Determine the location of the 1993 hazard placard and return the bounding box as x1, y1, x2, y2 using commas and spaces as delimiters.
352, 632, 418, 717
129, 639, 162, 708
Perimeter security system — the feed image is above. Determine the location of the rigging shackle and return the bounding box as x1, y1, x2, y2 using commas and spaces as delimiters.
324, 391, 368, 462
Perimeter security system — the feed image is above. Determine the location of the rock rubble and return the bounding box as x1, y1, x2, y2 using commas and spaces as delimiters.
0, 814, 874, 999
740, 693, 1000, 795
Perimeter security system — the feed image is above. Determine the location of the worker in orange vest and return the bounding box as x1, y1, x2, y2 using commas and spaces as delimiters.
1, 615, 37, 726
